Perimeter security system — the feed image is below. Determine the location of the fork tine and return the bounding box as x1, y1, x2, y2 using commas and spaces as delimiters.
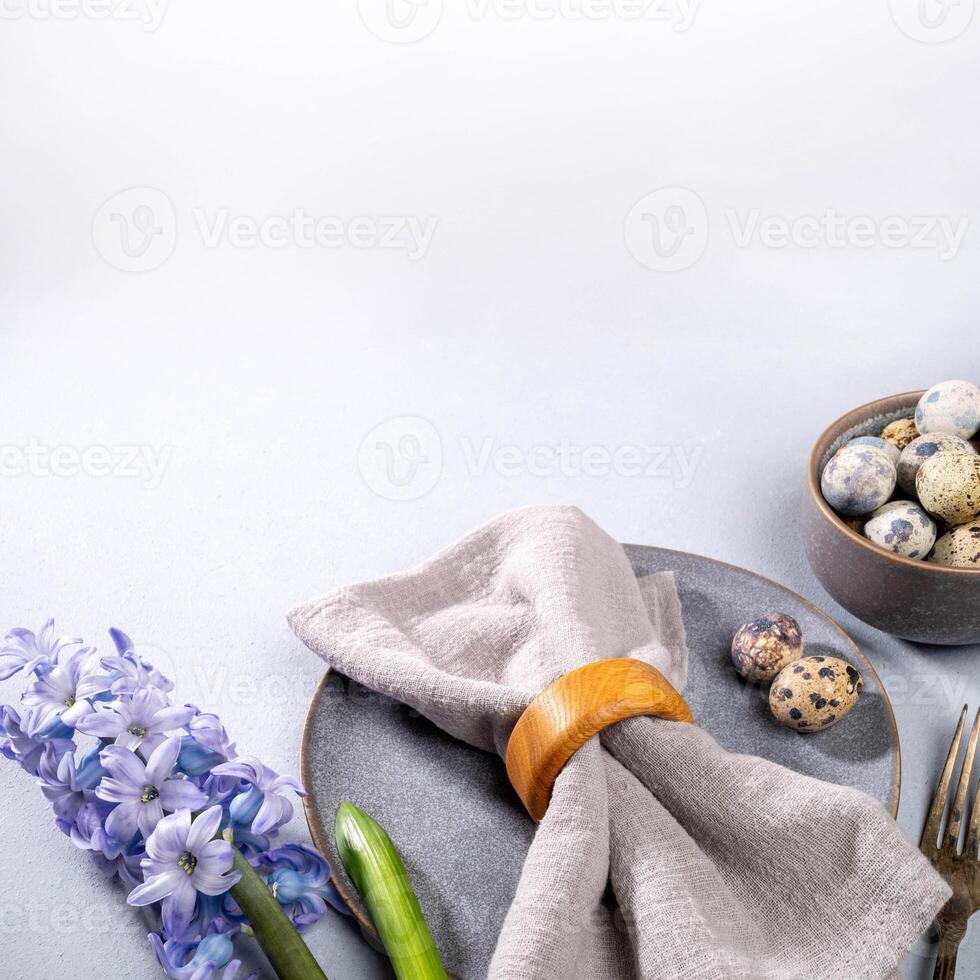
943, 706, 980, 853
920, 705, 968, 854
966, 711, 980, 857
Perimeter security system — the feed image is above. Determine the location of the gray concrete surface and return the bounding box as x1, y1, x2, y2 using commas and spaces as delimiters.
1, 2, 979, 977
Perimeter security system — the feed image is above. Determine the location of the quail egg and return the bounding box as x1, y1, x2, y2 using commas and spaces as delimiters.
915, 380, 980, 440
862, 500, 936, 559
880, 417, 918, 451
730, 614, 803, 684
847, 435, 900, 465
769, 656, 863, 732
929, 522, 980, 569
821, 444, 897, 517
916, 451, 980, 525
896, 433, 976, 495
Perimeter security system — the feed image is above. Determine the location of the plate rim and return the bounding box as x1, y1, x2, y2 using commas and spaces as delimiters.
300, 544, 902, 939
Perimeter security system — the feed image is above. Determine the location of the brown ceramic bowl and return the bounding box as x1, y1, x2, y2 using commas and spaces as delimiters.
802, 390, 980, 645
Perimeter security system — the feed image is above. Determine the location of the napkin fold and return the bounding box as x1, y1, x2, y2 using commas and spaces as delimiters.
289, 505, 949, 980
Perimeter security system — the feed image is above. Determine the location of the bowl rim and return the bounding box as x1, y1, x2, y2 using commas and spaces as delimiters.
807, 388, 980, 575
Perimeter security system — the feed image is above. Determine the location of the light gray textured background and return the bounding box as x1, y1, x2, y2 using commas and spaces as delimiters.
1, 2, 978, 977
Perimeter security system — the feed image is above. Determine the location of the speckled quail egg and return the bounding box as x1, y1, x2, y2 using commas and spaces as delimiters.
862, 500, 936, 559
896, 433, 976, 495
880, 417, 919, 451
916, 451, 980, 525
929, 522, 980, 569
730, 614, 803, 683
915, 380, 980, 440
821, 444, 897, 517
769, 656, 863, 733
847, 435, 900, 465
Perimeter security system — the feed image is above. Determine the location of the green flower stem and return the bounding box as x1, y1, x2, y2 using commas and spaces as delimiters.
228, 846, 329, 980
335, 802, 448, 980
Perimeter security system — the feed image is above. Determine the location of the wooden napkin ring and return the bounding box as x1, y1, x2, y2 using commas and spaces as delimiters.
504, 658, 693, 822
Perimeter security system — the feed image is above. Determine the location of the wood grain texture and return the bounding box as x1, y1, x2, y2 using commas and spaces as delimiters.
505, 658, 693, 822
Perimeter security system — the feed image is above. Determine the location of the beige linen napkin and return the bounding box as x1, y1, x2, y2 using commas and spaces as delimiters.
288, 505, 949, 980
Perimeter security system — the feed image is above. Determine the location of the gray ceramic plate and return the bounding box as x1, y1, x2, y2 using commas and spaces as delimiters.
301, 546, 900, 980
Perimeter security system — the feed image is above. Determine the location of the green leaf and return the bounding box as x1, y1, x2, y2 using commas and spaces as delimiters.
335, 801, 449, 980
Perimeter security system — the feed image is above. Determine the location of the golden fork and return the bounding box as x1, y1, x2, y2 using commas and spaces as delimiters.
920, 705, 980, 980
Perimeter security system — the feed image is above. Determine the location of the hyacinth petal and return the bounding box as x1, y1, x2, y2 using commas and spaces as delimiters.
115, 731, 142, 751
158, 778, 208, 813
139, 733, 167, 759
229, 786, 262, 827
253, 794, 292, 836
146, 809, 191, 862
26, 701, 61, 736
78, 709, 123, 737
194, 868, 242, 896
196, 838, 235, 869
0, 657, 29, 681
145, 735, 181, 787
59, 699, 92, 728
109, 627, 135, 655
63, 697, 93, 725
128, 869, 182, 907
97, 776, 143, 804
186, 805, 223, 852
140, 855, 176, 879
75, 674, 111, 700
211, 761, 256, 782
150, 705, 196, 732
187, 711, 236, 758
138, 799, 166, 839
107, 802, 141, 843
192, 840, 240, 894
100, 745, 147, 784
75, 745, 108, 789
57, 749, 76, 780
271, 775, 306, 796
177, 736, 226, 777
162, 876, 198, 935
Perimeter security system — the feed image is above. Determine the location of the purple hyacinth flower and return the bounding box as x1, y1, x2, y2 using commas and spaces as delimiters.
187, 711, 237, 761
211, 759, 305, 835
68, 798, 145, 885
0, 619, 82, 680
0, 704, 73, 775
225, 822, 271, 859
98, 736, 209, 842
74, 743, 109, 790
21, 647, 112, 734
149, 925, 251, 980
176, 890, 248, 944
95, 844, 146, 890
77, 686, 195, 756
177, 712, 236, 779
176, 736, 226, 778
259, 843, 347, 929
37, 743, 86, 824
128, 806, 241, 936
69, 799, 121, 852
102, 627, 175, 695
